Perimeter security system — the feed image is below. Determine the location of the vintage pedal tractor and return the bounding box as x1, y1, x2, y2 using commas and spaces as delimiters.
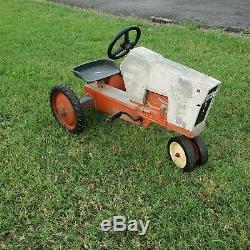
50, 26, 221, 171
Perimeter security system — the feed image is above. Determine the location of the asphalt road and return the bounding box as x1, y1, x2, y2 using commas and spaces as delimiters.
54, 0, 250, 30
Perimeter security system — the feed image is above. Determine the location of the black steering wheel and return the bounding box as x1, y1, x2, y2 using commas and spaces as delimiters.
107, 25, 141, 60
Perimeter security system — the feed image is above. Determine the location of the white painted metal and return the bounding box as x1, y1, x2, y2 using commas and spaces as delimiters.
120, 47, 221, 136
169, 142, 187, 168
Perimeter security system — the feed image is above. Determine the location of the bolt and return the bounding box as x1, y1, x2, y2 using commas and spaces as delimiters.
59, 107, 66, 116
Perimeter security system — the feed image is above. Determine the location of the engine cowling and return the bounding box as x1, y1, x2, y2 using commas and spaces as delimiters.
120, 47, 221, 136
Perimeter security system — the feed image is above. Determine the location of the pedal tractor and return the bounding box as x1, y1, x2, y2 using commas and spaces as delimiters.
50, 26, 221, 171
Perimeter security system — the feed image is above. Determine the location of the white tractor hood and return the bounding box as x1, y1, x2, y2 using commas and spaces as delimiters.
120, 47, 221, 134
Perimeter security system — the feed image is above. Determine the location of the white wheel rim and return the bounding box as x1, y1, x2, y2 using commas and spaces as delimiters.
169, 142, 187, 168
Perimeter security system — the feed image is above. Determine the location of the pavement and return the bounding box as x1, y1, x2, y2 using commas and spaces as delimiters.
53, 0, 250, 30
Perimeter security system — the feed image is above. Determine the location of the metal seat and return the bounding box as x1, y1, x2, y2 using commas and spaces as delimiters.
72, 59, 120, 82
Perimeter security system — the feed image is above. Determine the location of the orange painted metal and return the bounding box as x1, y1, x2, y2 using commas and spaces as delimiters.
105, 74, 126, 91
51, 92, 77, 130
84, 82, 193, 138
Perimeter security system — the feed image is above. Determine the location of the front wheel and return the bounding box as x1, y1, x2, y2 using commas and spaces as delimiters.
191, 136, 208, 165
50, 85, 84, 133
168, 136, 196, 171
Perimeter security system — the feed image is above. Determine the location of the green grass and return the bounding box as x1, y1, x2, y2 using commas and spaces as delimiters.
0, 0, 249, 249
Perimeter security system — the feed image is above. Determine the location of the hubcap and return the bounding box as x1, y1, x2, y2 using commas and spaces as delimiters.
52, 92, 76, 129
169, 142, 187, 168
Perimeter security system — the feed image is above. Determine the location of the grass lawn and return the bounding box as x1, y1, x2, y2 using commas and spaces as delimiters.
0, 0, 249, 249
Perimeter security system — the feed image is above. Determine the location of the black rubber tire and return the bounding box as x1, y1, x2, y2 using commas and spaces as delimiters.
50, 85, 84, 134
191, 136, 208, 165
168, 136, 196, 171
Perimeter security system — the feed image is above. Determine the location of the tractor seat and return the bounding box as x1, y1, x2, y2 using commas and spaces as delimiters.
72, 59, 120, 83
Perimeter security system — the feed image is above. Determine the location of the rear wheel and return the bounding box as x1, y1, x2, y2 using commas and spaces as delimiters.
50, 85, 84, 133
168, 136, 196, 171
